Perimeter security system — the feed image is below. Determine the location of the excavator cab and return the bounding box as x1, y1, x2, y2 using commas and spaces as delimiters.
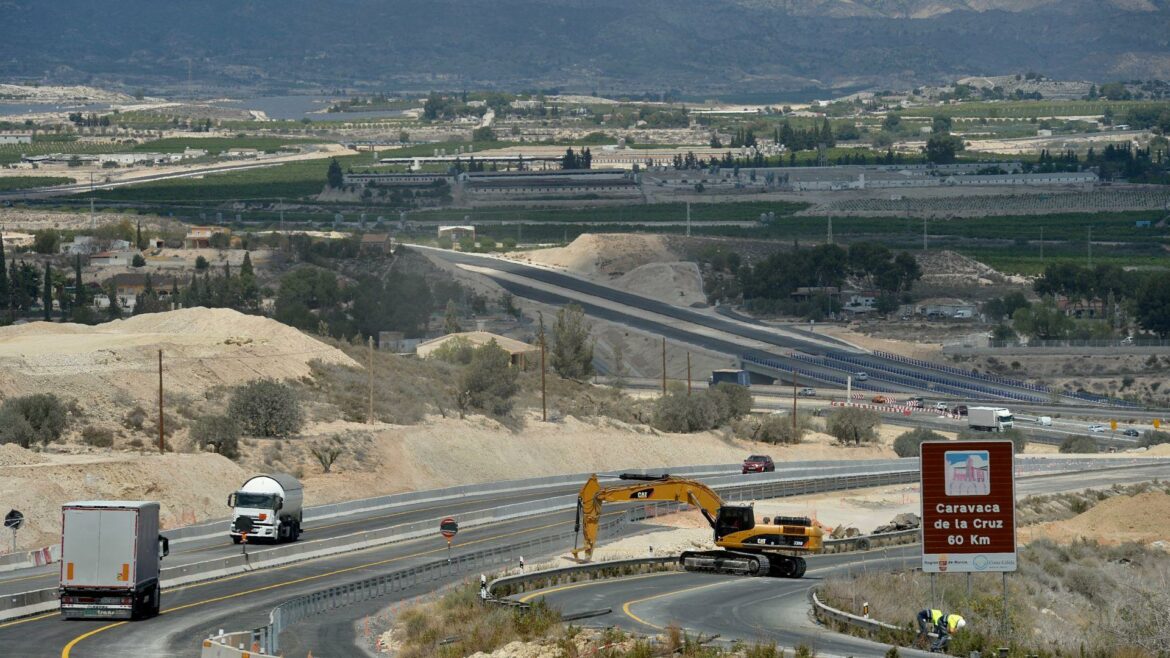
715, 506, 755, 540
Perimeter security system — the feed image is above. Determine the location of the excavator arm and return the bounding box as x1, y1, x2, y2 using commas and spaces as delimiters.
572, 473, 728, 560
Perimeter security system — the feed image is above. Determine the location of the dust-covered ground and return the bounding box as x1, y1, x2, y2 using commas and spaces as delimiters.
0, 308, 358, 428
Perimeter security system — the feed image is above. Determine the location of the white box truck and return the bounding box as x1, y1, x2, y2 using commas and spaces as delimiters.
59, 501, 169, 620
968, 406, 1014, 432
228, 473, 303, 543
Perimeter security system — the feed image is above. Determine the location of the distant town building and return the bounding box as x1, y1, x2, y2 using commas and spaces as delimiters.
0, 133, 33, 145
184, 226, 231, 248
359, 233, 393, 254
416, 331, 538, 368
437, 225, 476, 243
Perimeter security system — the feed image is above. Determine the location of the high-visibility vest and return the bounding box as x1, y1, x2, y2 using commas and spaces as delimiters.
944, 614, 965, 633
930, 609, 944, 625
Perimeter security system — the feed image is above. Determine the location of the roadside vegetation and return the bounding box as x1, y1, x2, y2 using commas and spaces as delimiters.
389, 578, 821, 658
0, 176, 72, 191
821, 539, 1170, 657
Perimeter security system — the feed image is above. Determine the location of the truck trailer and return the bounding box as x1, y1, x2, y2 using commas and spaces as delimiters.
709, 369, 750, 388
59, 501, 170, 620
968, 406, 1014, 432
228, 473, 303, 543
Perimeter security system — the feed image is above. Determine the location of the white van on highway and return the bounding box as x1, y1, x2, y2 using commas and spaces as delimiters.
1037, 416, 1053, 426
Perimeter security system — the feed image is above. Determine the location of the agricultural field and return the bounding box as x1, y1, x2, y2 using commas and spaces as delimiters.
896, 99, 1170, 119
0, 139, 133, 165
86, 155, 363, 203
130, 136, 324, 155
0, 176, 73, 191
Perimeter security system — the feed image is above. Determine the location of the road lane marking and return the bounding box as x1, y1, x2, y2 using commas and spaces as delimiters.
62, 621, 128, 657
170, 488, 561, 556
518, 571, 680, 603
59, 511, 622, 656
621, 580, 734, 629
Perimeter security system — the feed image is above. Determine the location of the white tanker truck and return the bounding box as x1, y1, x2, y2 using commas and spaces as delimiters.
228, 473, 303, 543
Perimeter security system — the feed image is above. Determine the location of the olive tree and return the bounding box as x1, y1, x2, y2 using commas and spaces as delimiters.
228, 379, 303, 437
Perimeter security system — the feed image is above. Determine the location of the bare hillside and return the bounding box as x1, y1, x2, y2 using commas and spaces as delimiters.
0, 308, 357, 422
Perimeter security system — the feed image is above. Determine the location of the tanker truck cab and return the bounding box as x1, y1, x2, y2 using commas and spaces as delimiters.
228, 473, 303, 543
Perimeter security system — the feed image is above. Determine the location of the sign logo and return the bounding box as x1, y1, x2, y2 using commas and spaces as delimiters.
630, 489, 653, 500
944, 450, 990, 496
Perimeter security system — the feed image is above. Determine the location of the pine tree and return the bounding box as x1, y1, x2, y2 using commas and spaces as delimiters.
327, 158, 344, 189
42, 262, 52, 321
105, 280, 120, 320
241, 251, 254, 279
443, 299, 462, 334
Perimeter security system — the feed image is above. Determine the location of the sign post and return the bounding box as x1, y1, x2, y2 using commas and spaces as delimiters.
921, 441, 1017, 628
235, 515, 254, 557
440, 517, 458, 563
4, 510, 23, 554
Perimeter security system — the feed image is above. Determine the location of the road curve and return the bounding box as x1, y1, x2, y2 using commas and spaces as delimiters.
511, 462, 1170, 656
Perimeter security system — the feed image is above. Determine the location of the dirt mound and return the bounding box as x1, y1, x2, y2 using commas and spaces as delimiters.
1020, 491, 1170, 545
0, 451, 248, 551
0, 307, 357, 422
915, 250, 1025, 286
0, 443, 48, 467
614, 262, 705, 305
515, 233, 678, 279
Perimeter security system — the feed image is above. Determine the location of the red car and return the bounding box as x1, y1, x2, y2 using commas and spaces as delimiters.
742, 455, 775, 474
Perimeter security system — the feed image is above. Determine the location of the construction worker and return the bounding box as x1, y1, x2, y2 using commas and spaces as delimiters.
917, 609, 966, 651
934, 612, 967, 651
916, 608, 943, 642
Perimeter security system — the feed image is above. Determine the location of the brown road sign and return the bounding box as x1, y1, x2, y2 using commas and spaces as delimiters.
921, 440, 1017, 573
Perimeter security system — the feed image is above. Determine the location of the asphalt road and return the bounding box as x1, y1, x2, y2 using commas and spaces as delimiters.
508, 463, 1170, 657
413, 246, 1073, 403
0, 506, 603, 658
516, 550, 927, 658
4, 460, 1163, 657
0, 482, 593, 599
278, 460, 1168, 657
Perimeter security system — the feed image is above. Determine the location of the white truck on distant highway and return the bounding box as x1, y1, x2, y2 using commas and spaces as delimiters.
59, 501, 169, 620
228, 473, 303, 543
968, 406, 1014, 432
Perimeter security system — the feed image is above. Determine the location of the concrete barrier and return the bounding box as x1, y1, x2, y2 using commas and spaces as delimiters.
201, 631, 279, 658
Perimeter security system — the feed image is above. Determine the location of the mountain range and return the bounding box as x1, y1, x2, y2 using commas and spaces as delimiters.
2, 0, 1168, 96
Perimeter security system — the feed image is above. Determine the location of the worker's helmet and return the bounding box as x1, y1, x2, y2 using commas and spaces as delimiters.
956, 618, 967, 630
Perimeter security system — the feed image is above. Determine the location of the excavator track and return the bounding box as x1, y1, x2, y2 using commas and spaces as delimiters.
680, 551, 807, 579
680, 550, 772, 577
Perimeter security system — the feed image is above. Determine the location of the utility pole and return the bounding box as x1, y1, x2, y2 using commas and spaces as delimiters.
540, 335, 547, 422
686, 352, 692, 396
792, 371, 798, 434
367, 336, 374, 424
157, 350, 165, 454
661, 337, 667, 396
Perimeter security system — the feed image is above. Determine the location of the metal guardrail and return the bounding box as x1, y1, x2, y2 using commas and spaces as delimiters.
485, 556, 679, 600
811, 590, 905, 636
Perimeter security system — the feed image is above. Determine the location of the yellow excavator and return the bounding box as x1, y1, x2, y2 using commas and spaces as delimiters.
571, 473, 823, 578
